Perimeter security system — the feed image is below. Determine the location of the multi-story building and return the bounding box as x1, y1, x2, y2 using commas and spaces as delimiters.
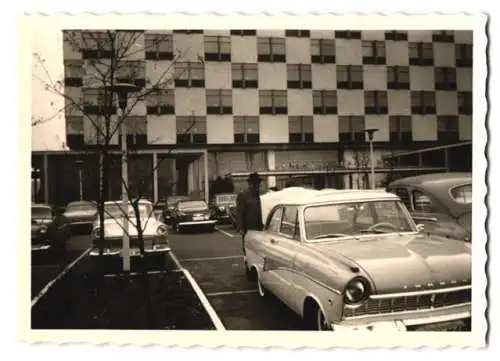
31, 29, 473, 205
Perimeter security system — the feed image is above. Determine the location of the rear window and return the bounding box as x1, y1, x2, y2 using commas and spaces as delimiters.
450, 184, 472, 204
32, 206, 53, 217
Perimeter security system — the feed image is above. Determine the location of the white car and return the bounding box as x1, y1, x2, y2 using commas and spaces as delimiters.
90, 199, 170, 258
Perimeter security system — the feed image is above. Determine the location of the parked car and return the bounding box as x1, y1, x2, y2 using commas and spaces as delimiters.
171, 200, 217, 233
244, 187, 471, 331
210, 193, 237, 224
153, 200, 166, 222
62, 200, 98, 234
90, 199, 170, 260
387, 172, 472, 242
162, 195, 189, 225
31, 203, 71, 256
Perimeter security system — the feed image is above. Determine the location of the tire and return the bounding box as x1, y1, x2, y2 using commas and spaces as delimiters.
304, 299, 333, 331
245, 262, 256, 282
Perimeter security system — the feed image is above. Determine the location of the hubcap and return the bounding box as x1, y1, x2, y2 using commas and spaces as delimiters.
316, 308, 331, 331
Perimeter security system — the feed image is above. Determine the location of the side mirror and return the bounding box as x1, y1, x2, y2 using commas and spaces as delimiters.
416, 224, 425, 233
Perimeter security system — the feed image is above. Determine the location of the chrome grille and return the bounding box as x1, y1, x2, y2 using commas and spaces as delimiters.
343, 288, 471, 318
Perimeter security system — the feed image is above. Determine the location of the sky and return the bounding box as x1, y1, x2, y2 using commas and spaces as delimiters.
31, 19, 66, 151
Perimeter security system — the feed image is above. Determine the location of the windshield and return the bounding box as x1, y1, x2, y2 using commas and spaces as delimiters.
178, 201, 208, 211
32, 206, 52, 218
450, 184, 472, 204
104, 203, 151, 219
66, 203, 96, 212
303, 200, 415, 240
216, 194, 237, 204
167, 197, 187, 206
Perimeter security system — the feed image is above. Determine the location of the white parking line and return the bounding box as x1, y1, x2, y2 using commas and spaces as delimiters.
31, 248, 91, 308
179, 255, 243, 262
102, 269, 182, 277
216, 228, 239, 238
206, 289, 258, 297
181, 268, 226, 331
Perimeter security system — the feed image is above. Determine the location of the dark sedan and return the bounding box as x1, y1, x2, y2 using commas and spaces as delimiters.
162, 195, 189, 224
31, 203, 71, 256
210, 193, 237, 224
62, 200, 98, 234
171, 200, 217, 233
387, 172, 472, 242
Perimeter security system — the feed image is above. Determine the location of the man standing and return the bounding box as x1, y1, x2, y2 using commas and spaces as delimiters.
235, 172, 264, 257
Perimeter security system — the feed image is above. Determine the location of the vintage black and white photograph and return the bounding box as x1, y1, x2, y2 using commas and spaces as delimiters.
22, 13, 487, 348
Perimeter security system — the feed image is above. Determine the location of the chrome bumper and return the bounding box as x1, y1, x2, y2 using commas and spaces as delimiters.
89, 245, 171, 256
32, 244, 51, 251
178, 220, 217, 226
333, 306, 471, 331
68, 221, 93, 225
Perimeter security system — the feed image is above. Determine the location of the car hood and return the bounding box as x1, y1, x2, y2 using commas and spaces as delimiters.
97, 217, 161, 236
311, 233, 472, 294
178, 209, 209, 214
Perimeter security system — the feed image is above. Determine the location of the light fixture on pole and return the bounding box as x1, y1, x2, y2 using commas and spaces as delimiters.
75, 159, 84, 200
103, 83, 141, 273
363, 128, 379, 190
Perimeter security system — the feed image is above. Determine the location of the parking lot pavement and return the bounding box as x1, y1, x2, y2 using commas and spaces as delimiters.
169, 226, 304, 330
31, 234, 92, 297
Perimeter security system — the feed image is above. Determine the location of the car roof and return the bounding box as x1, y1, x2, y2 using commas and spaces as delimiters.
389, 172, 472, 188
31, 203, 51, 208
67, 200, 94, 206
104, 199, 152, 205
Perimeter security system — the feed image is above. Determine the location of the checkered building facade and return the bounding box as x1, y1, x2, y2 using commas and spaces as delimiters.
63, 29, 473, 190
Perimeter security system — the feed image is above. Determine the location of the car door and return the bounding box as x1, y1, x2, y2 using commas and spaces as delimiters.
265, 205, 301, 307
260, 206, 284, 295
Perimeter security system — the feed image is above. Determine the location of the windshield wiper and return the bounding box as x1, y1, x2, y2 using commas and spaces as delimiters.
312, 233, 349, 240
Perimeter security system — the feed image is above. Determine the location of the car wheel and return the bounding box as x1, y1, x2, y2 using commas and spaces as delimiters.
304, 299, 332, 331
245, 262, 257, 282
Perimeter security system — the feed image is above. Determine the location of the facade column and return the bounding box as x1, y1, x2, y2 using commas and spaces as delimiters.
43, 154, 49, 204
204, 150, 209, 204
171, 159, 177, 195
267, 150, 276, 189
187, 161, 194, 196
152, 152, 158, 203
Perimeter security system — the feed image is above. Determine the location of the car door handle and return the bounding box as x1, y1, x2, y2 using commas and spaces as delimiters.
270, 238, 278, 244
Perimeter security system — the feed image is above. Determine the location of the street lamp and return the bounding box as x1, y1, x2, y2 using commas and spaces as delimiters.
75, 159, 84, 200
103, 83, 141, 273
363, 128, 379, 189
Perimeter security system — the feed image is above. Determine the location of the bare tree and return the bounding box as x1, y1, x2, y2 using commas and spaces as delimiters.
32, 29, 200, 265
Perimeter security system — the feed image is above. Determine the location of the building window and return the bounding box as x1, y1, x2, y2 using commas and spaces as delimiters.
311, 39, 336, 63
285, 30, 310, 37
287, 64, 312, 89
432, 30, 455, 43
313, 90, 337, 114
334, 31, 361, 39
387, 66, 410, 90
232, 63, 258, 88
338, 116, 365, 143
172, 30, 203, 34
64, 59, 83, 87
80, 31, 114, 59
437, 115, 459, 143
230, 30, 256, 36
411, 91, 436, 114
116, 60, 146, 87
435, 67, 457, 90
362, 41, 386, 65
206, 89, 233, 114
66, 116, 84, 148
455, 44, 473, 67
257, 37, 286, 62
409, 43, 434, 66
289, 116, 314, 143
204, 36, 231, 62
234, 116, 260, 144
259, 90, 287, 114
389, 116, 412, 143
364, 91, 388, 114
337, 65, 363, 89
125, 116, 148, 147
458, 91, 473, 115
145, 33, 173, 60
82, 88, 115, 115
176, 116, 207, 144
174, 62, 205, 87
146, 89, 175, 115
384, 31, 408, 41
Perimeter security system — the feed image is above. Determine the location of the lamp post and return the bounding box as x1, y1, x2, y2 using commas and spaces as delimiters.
103, 83, 141, 273
363, 128, 379, 189
75, 159, 84, 200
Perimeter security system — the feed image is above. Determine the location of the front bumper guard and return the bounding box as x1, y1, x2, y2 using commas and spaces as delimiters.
178, 220, 217, 226
89, 245, 171, 257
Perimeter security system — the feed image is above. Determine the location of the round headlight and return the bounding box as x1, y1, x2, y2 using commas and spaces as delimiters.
92, 227, 102, 239
156, 225, 167, 236
343, 278, 370, 305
